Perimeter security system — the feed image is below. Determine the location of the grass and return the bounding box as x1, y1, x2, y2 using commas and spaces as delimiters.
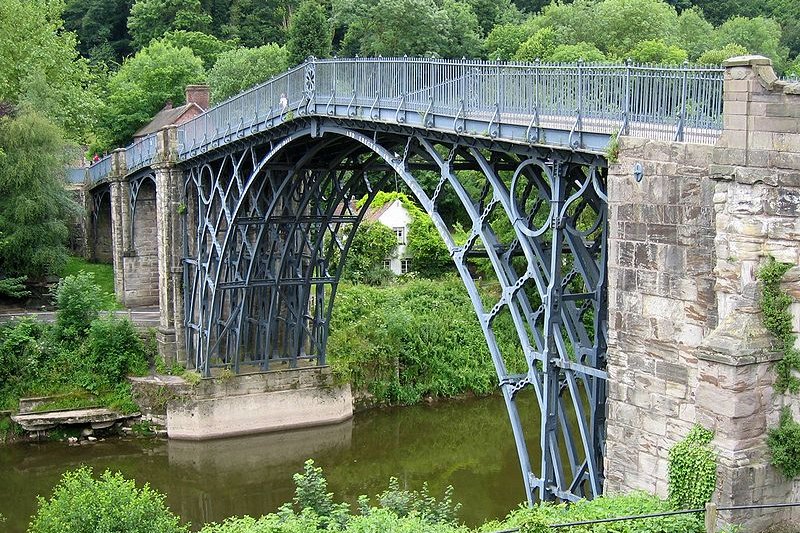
61, 257, 120, 310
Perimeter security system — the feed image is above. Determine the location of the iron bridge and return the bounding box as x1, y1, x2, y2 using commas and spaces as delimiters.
83, 57, 725, 505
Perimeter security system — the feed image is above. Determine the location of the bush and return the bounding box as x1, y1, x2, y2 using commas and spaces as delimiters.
368, 477, 461, 525
480, 492, 703, 533
768, 407, 800, 478
0, 318, 46, 406
29, 466, 187, 533
54, 273, 103, 342
328, 278, 518, 404
667, 425, 717, 510
85, 314, 149, 386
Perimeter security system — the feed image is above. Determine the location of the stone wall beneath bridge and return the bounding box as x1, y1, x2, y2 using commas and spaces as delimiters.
605, 137, 717, 496
605, 56, 800, 530
121, 179, 159, 307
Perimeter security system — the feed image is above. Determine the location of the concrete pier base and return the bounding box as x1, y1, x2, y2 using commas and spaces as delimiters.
166, 366, 353, 440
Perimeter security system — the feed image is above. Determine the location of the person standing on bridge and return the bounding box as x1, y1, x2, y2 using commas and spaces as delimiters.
280, 93, 288, 117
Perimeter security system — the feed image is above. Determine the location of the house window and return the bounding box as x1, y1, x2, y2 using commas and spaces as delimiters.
382, 259, 391, 270
394, 227, 406, 245
401, 259, 411, 274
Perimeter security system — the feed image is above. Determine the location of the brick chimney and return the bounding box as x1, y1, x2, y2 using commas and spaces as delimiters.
185, 85, 210, 111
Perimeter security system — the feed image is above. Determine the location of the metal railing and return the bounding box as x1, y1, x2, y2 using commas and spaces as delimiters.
126, 135, 158, 172
86, 58, 725, 183
87, 154, 112, 183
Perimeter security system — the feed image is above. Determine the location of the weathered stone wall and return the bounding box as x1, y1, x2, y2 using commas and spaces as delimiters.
121, 179, 159, 306
604, 138, 717, 496
91, 191, 114, 263
700, 56, 800, 527
605, 56, 800, 530
167, 367, 353, 439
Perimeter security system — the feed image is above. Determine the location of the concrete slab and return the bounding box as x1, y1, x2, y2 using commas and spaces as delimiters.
11, 408, 139, 432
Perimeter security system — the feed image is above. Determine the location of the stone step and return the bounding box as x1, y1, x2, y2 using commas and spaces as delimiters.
11, 408, 140, 432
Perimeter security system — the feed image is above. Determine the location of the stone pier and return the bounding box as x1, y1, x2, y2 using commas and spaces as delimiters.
604, 56, 800, 529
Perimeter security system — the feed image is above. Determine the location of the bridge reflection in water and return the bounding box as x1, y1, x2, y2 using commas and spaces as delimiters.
0, 395, 544, 531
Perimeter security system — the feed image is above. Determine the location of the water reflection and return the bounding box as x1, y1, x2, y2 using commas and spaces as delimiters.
0, 394, 535, 531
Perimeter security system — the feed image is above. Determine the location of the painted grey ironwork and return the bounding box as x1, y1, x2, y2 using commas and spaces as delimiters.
180, 119, 608, 505
126, 135, 158, 172
88, 154, 112, 183
83, 58, 724, 186
67, 167, 87, 184
82, 57, 727, 507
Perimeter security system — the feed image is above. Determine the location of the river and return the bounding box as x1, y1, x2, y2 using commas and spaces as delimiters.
0, 393, 543, 531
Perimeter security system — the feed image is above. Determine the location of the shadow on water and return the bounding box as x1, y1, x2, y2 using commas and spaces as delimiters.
0, 394, 540, 531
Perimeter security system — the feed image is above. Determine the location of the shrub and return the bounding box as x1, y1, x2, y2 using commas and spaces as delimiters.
28, 466, 187, 533
85, 314, 148, 386
369, 477, 461, 525
54, 273, 103, 342
768, 407, 800, 478
0, 318, 46, 406
290, 459, 349, 528
667, 425, 717, 510
481, 492, 703, 533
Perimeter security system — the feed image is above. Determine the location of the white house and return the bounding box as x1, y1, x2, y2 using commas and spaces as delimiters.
363, 199, 412, 275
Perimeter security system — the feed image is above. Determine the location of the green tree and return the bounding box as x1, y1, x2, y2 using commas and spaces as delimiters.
29, 467, 187, 533
54, 273, 103, 342
768, 0, 800, 58
594, 0, 679, 58
676, 7, 714, 60
207, 44, 289, 103
159, 30, 236, 68
514, 27, 558, 61
407, 216, 451, 278
628, 39, 688, 64
224, 0, 298, 47
63, 0, 132, 65
548, 42, 607, 62
342, 221, 397, 283
128, 0, 212, 49
0, 111, 78, 280
530, 0, 600, 51
0, 0, 98, 142
697, 43, 748, 65
713, 16, 789, 70
484, 22, 535, 60
462, 0, 521, 35
287, 0, 333, 66
342, 0, 446, 57
439, 0, 483, 58
96, 41, 205, 149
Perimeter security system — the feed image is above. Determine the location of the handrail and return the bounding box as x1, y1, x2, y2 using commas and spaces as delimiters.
84, 57, 726, 184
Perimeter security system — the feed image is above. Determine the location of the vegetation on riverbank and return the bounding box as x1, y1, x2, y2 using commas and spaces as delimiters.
28, 455, 718, 533
328, 277, 523, 405
0, 273, 149, 417
60, 257, 119, 310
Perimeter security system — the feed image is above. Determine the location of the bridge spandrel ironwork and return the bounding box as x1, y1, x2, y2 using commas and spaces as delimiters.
84, 57, 728, 506
180, 121, 608, 503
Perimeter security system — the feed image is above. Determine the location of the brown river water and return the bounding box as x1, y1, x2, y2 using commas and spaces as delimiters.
0, 393, 544, 531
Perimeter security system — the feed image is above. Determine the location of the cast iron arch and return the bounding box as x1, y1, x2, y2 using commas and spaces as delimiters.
182, 124, 608, 504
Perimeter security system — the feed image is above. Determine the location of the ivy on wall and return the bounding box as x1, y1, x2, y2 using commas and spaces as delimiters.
757, 256, 800, 394
757, 256, 800, 479
667, 425, 717, 510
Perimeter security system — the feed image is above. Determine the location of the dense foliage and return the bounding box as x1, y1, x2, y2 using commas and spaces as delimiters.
667, 425, 717, 510
30, 461, 713, 533
339, 221, 397, 284
95, 40, 205, 150
0, 274, 147, 413
767, 407, 800, 479
328, 277, 521, 404
757, 256, 800, 393
206, 44, 288, 103
0, 111, 78, 279
29, 466, 187, 533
